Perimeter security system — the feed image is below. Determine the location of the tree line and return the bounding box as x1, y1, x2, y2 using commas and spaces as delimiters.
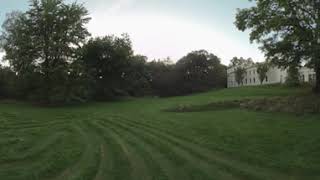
0, 0, 227, 104
2, 0, 318, 104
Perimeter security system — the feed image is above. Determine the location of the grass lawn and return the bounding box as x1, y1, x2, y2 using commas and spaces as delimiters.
0, 85, 320, 180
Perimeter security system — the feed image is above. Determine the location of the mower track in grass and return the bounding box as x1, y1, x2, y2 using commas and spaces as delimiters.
1, 86, 320, 180
98, 118, 234, 180
103, 115, 295, 180
100, 117, 298, 179
0, 132, 64, 166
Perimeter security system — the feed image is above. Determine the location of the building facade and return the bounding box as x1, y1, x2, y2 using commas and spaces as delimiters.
227, 64, 315, 88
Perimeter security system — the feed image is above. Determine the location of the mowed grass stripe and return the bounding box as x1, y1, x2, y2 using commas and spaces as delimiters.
82, 119, 115, 180
102, 118, 226, 180
101, 119, 223, 180
92, 120, 169, 180
1, 86, 319, 180
88, 120, 158, 180
110, 115, 295, 180
0, 131, 83, 180
0, 120, 69, 131
92, 144, 110, 180
86, 119, 132, 180
0, 132, 64, 165
140, 114, 313, 180
49, 122, 100, 180
80, 122, 116, 180
114, 114, 300, 179
96, 119, 194, 180
98, 123, 153, 180
99, 118, 233, 180
92, 119, 187, 180
0, 124, 70, 162
100, 117, 241, 179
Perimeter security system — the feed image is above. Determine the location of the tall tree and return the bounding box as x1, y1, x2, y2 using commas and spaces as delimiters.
235, 67, 246, 86
81, 34, 134, 100
124, 55, 152, 96
286, 63, 301, 86
257, 62, 269, 84
0, 0, 91, 103
147, 60, 177, 96
235, 0, 320, 92
176, 50, 226, 93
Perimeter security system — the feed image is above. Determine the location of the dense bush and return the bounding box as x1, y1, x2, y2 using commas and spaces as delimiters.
0, 66, 17, 99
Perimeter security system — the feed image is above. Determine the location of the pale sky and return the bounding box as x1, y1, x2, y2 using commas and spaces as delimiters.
0, 0, 265, 65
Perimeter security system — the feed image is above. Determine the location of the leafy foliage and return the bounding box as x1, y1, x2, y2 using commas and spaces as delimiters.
124, 55, 152, 96
0, 66, 17, 98
235, 67, 246, 86
147, 60, 178, 96
229, 57, 254, 67
256, 62, 269, 84
81, 34, 134, 100
286, 64, 301, 87
148, 50, 227, 97
176, 50, 227, 94
0, 0, 91, 104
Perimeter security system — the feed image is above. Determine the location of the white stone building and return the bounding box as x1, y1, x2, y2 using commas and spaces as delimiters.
227, 64, 315, 88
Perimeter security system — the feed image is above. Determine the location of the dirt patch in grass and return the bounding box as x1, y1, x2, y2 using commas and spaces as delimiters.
167, 95, 320, 115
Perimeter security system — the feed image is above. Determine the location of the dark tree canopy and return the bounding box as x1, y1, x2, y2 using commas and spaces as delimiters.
81, 34, 152, 99
235, 0, 320, 92
0, 65, 16, 98
1, 0, 90, 73
235, 67, 246, 86
229, 57, 254, 67
256, 62, 269, 84
286, 64, 301, 87
147, 50, 226, 97
176, 50, 227, 94
0, 0, 91, 103
124, 55, 152, 96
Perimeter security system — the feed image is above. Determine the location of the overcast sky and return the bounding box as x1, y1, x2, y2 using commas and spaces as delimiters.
0, 0, 264, 65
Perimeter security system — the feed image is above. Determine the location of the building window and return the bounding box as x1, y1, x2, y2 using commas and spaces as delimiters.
250, 79, 251, 83
253, 78, 256, 83
266, 76, 268, 82
245, 79, 247, 84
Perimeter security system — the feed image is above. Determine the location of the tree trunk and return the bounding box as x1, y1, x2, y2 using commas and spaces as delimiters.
315, 63, 320, 93
314, 0, 320, 93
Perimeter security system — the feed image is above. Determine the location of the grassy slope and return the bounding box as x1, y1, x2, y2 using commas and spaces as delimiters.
0, 85, 319, 180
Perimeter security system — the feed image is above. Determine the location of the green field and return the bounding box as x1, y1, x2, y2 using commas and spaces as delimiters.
1, 86, 320, 180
